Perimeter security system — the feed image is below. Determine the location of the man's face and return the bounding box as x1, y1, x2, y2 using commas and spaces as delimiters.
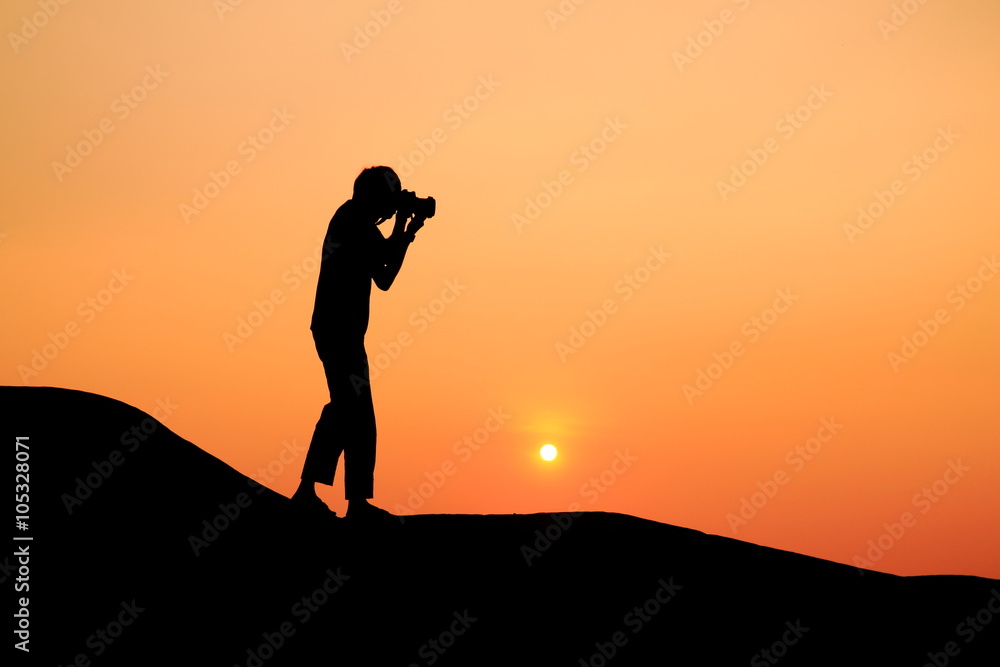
366, 168, 401, 223
382, 172, 402, 219
364, 190, 398, 224
378, 193, 398, 219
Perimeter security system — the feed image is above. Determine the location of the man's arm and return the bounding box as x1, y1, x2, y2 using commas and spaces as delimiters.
372, 212, 424, 291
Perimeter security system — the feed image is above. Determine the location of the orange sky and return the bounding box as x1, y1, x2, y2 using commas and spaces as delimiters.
3, 1, 999, 578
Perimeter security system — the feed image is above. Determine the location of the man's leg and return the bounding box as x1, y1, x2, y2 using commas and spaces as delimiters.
341, 353, 392, 519
343, 356, 376, 501
298, 400, 344, 488
293, 337, 347, 508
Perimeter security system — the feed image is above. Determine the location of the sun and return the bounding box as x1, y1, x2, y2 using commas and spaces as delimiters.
539, 444, 558, 461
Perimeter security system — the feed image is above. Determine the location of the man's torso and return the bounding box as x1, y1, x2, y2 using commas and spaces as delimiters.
310, 200, 386, 346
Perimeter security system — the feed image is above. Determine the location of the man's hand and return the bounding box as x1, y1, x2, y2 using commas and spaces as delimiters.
376, 212, 416, 290
406, 215, 426, 239
392, 210, 410, 235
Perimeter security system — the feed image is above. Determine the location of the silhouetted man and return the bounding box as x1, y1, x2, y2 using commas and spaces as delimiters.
293, 166, 425, 519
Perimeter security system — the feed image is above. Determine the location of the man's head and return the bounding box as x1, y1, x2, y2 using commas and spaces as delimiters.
353, 166, 401, 221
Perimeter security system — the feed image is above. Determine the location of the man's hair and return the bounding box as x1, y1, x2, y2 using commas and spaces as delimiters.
353, 166, 400, 204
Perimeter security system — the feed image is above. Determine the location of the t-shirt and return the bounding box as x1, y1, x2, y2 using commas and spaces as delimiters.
310, 199, 390, 345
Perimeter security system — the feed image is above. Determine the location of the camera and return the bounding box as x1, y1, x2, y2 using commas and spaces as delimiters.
397, 190, 436, 219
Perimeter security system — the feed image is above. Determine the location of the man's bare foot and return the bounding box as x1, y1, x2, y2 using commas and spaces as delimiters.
346, 499, 393, 520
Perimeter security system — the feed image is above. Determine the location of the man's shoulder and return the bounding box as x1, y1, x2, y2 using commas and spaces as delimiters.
325, 200, 360, 240
329, 199, 357, 225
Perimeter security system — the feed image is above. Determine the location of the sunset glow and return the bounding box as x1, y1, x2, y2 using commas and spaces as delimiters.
3, 1, 999, 578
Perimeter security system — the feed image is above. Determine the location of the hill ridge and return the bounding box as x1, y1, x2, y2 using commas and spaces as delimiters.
4, 386, 998, 666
